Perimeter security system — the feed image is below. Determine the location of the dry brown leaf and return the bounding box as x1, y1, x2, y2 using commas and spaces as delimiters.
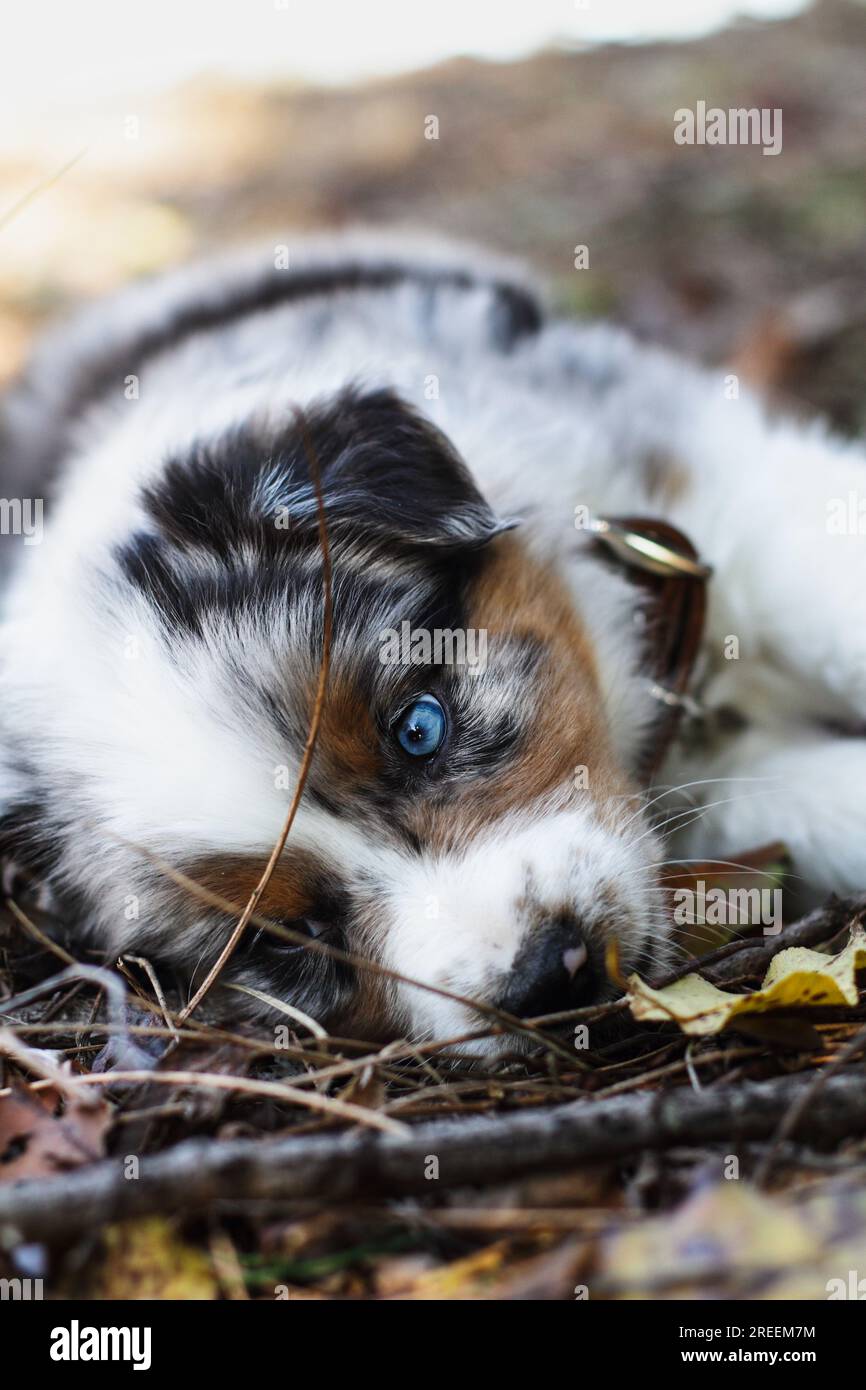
0, 1082, 111, 1183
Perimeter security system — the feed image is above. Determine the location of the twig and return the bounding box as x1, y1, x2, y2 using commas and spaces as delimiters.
415, 1207, 635, 1232
0, 964, 134, 1063
119, 955, 180, 1041
0, 1029, 90, 1105
177, 410, 334, 1023
5, 898, 78, 967
5, 1069, 866, 1243
222, 981, 328, 1039
208, 1228, 249, 1301
590, 1045, 764, 1099
0, 149, 87, 233
65, 1068, 408, 1136
754, 1021, 866, 1187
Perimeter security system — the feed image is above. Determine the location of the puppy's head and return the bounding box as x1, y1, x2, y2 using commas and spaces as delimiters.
2, 387, 669, 1050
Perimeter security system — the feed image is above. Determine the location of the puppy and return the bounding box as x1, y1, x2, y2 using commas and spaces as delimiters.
1, 230, 864, 1050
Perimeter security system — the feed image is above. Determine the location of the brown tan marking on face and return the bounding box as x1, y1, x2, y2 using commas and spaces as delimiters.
182, 850, 394, 1038
184, 848, 325, 922
414, 532, 634, 849
315, 673, 382, 789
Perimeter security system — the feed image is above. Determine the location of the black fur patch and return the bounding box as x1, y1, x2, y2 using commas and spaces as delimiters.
0, 795, 53, 876
137, 387, 505, 556
114, 387, 509, 649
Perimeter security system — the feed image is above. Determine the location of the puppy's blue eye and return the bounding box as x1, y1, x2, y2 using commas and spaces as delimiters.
395, 695, 447, 759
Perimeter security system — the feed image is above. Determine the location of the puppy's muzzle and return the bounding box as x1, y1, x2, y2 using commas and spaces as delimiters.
494, 914, 603, 1018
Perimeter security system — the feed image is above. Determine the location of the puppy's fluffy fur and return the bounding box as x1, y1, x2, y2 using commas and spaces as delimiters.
1, 230, 864, 1049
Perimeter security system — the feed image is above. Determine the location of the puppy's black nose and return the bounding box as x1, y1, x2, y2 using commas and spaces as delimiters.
495, 915, 601, 1018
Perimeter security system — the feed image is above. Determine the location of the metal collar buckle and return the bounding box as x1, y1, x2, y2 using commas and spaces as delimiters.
588, 512, 712, 780
589, 516, 713, 581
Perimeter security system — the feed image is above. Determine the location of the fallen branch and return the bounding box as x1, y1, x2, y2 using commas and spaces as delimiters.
4, 1069, 866, 1244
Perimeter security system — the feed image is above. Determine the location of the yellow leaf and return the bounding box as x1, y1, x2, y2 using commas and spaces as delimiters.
601, 1183, 818, 1298
399, 1242, 510, 1300
84, 1218, 219, 1300
627, 925, 866, 1035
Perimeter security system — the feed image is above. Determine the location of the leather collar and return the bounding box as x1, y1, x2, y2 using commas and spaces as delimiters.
591, 515, 712, 784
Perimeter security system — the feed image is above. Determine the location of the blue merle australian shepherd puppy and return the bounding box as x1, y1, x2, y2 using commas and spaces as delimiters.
1, 230, 864, 1052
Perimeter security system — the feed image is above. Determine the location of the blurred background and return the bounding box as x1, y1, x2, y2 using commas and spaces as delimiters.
1, 0, 865, 431
3, 0, 866, 1302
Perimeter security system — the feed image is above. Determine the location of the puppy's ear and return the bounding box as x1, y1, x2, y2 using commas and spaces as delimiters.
291, 387, 514, 551
142, 388, 514, 559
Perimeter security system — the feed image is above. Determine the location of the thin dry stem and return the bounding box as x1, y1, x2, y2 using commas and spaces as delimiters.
176, 409, 334, 1024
